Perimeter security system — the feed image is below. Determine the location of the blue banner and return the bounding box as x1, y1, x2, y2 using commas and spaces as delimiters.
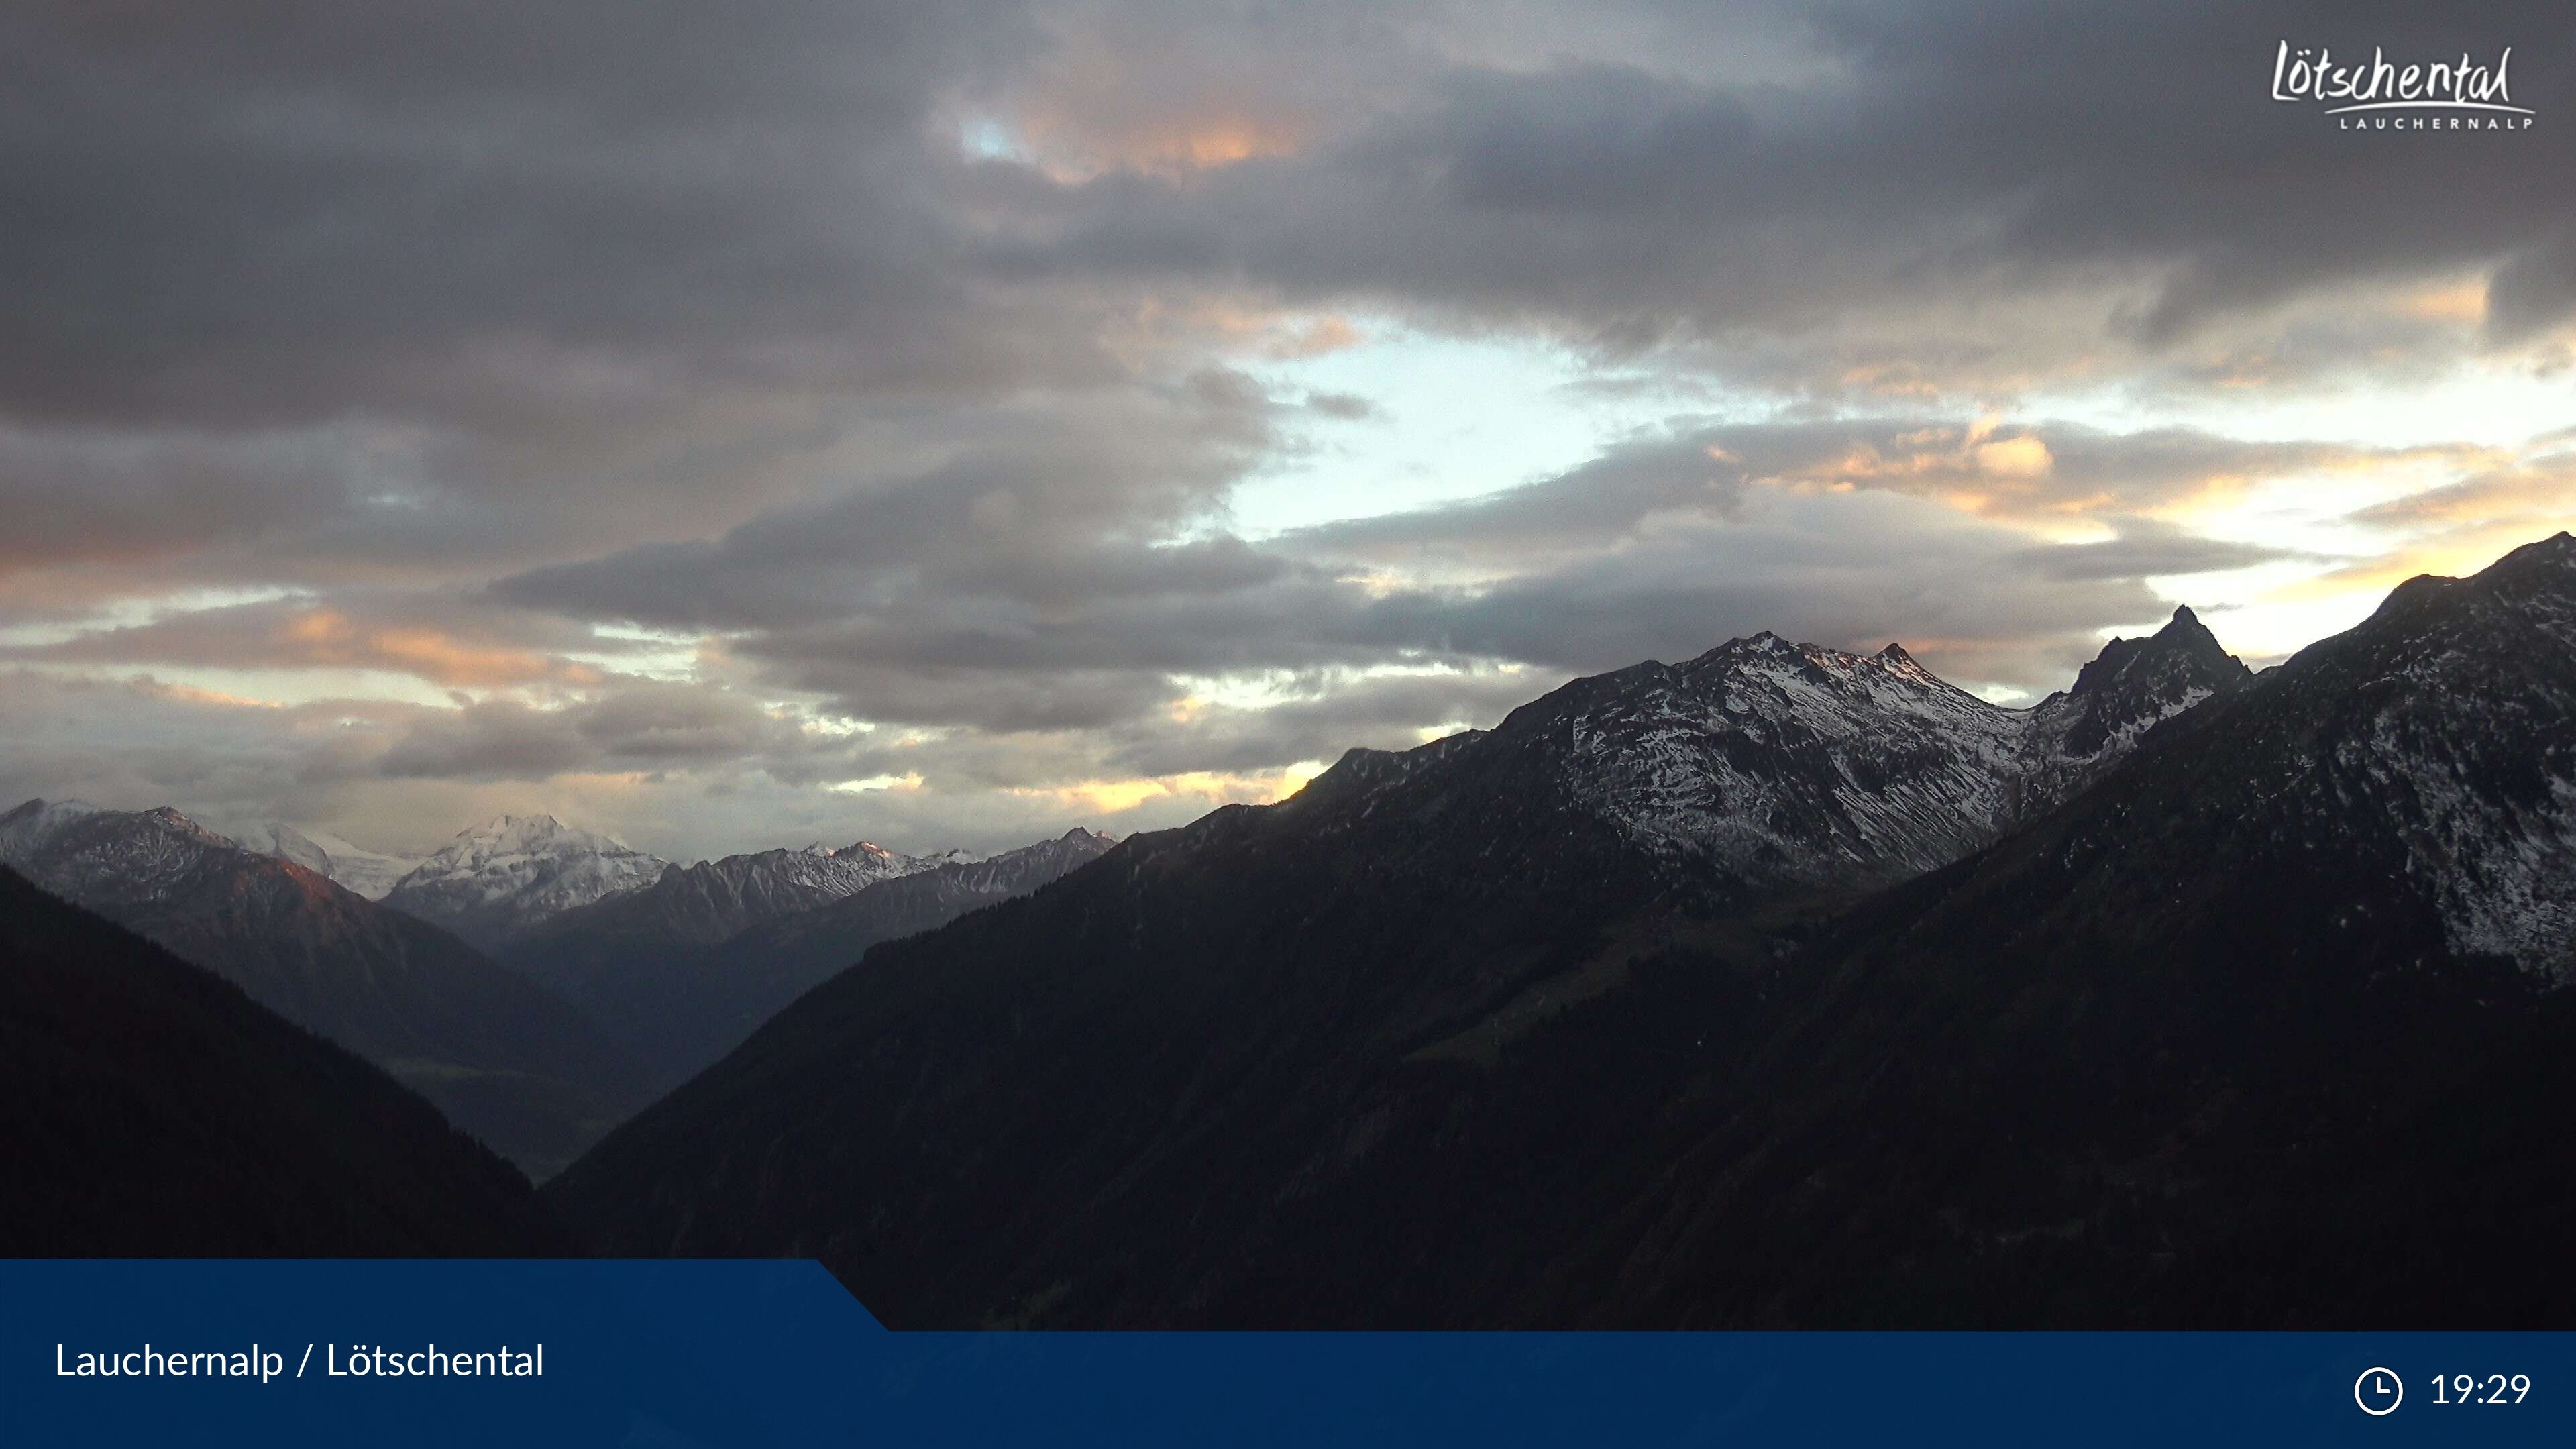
3, 1261, 2568, 1446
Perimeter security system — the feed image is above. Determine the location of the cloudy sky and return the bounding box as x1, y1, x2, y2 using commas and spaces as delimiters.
3, 1, 2572, 861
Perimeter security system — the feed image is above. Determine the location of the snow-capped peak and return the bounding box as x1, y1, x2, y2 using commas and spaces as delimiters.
1316, 610, 2256, 899
0, 800, 327, 915
458, 813, 637, 853
0, 798, 105, 860
382, 814, 669, 947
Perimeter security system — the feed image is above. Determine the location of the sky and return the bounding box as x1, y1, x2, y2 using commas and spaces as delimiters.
3, 1, 2573, 862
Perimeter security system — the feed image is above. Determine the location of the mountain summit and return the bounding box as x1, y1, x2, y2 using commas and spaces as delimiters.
2015, 603, 2253, 805
553, 544, 2576, 1326
383, 814, 669, 947
510, 826, 1122, 1090
551, 601, 2279, 1322
1283, 605, 2252, 904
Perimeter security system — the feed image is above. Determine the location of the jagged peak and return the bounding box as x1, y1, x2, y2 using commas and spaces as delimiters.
2065, 603, 2245, 700
436, 812, 651, 857
16, 802, 234, 848
1692, 630, 1793, 661
2153, 603, 2224, 647
1875, 642, 1914, 663
474, 812, 565, 837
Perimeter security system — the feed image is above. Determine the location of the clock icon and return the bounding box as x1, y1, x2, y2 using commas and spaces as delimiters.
2355, 1367, 2404, 1416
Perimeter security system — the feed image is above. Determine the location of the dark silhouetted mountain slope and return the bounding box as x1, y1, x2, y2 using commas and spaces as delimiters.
517, 839, 941, 973
549, 588, 2324, 1324
0, 867, 563, 1256
511, 829, 1120, 1090
1570, 531, 2576, 1326
0, 802, 653, 1179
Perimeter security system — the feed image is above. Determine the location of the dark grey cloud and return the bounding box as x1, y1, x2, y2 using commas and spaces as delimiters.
0, 589, 645, 688
5, 1, 2562, 859
2001, 523, 2308, 584
5, 0, 2554, 602
376, 682, 815, 781
0, 425, 355, 586
376, 701, 603, 781
484, 412, 2387, 748
14, 1, 2561, 455
1295, 417, 2436, 566
991, 1, 2573, 386
0, 1, 1102, 616
0, 1, 1054, 429
0, 670, 396, 815
2487, 229, 2576, 342
493, 377, 1283, 634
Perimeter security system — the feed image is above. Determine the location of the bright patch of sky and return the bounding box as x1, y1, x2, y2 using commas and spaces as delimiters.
1225, 321, 1750, 537
0, 586, 312, 650
1216, 319, 2569, 682
19, 660, 462, 712
2074, 365, 2570, 454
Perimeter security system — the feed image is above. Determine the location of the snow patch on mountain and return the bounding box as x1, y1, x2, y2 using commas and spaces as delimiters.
1479, 608, 2255, 893
728, 827, 1121, 965
1547, 633, 2033, 882
539, 838, 957, 949
382, 814, 669, 945
2328, 543, 2576, 981
0, 798, 102, 861
0, 802, 258, 908
222, 821, 425, 900
2418, 773, 2576, 983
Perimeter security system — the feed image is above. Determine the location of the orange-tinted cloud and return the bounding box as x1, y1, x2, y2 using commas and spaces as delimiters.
278, 610, 597, 688
1014, 107, 1303, 183
7, 600, 616, 692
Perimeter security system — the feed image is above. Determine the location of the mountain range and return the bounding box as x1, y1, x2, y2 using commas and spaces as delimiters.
11, 533, 2571, 1316
217, 820, 424, 900
0, 795, 1124, 1175
381, 815, 672, 949
0, 865, 561, 1254
505, 838, 956, 987
504, 829, 1121, 1089
549, 535, 2576, 1327
0, 800, 653, 1180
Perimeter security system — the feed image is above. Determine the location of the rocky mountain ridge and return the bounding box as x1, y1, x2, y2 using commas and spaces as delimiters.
0, 800, 652, 1178
509, 827, 1123, 1091
380, 814, 671, 948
